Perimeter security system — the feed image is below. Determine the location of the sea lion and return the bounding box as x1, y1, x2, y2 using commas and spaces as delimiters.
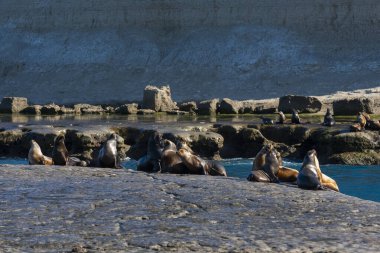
297, 149, 323, 190
248, 144, 279, 183
176, 141, 195, 154
160, 139, 188, 174
357, 112, 367, 130
52, 134, 69, 165
97, 133, 123, 169
177, 148, 208, 175
28, 140, 53, 165
277, 111, 286, 124
260, 116, 274, 125
137, 131, 163, 172
361, 113, 380, 131
323, 108, 335, 127
291, 109, 301, 124
177, 148, 227, 176
274, 149, 299, 182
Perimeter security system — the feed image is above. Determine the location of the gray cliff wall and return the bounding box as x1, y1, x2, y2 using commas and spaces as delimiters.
1, 0, 380, 104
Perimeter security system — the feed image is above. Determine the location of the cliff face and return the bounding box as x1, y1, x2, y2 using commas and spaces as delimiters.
1, 0, 380, 104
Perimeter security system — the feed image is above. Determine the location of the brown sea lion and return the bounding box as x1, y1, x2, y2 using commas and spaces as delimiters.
274, 149, 299, 182
28, 140, 53, 165
97, 133, 123, 169
177, 148, 227, 176
277, 111, 286, 124
160, 139, 188, 174
361, 113, 380, 131
137, 131, 163, 172
177, 148, 208, 175
291, 109, 301, 124
323, 108, 335, 127
52, 134, 69, 165
248, 144, 279, 183
357, 112, 367, 130
176, 141, 195, 154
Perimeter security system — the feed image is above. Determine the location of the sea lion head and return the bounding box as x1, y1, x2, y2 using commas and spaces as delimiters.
163, 139, 177, 151
303, 149, 317, 166
55, 134, 65, 144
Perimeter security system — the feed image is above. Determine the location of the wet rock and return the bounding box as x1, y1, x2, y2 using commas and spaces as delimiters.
166, 110, 189, 115
60, 106, 76, 114
20, 105, 42, 114
163, 131, 224, 159
142, 85, 178, 112
3, 166, 378, 252
328, 150, 380, 165
333, 98, 375, 115
218, 98, 242, 114
259, 125, 311, 145
74, 104, 104, 114
330, 131, 378, 153
279, 95, 323, 113
0, 97, 28, 113
137, 109, 155, 115
179, 101, 197, 112
115, 103, 138, 114
197, 99, 219, 115
103, 105, 116, 113
41, 103, 62, 115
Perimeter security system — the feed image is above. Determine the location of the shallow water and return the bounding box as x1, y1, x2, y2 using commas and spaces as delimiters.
1, 157, 379, 203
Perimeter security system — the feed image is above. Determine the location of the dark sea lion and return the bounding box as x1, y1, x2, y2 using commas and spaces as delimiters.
137, 131, 163, 172
160, 139, 188, 174
297, 149, 324, 190
28, 140, 53, 165
248, 144, 279, 183
260, 116, 274, 125
52, 134, 69, 165
277, 111, 286, 124
205, 160, 227, 176
97, 133, 123, 169
291, 109, 301, 124
323, 108, 335, 127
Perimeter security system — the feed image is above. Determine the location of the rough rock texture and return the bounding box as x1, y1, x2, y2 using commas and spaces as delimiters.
197, 99, 219, 115
40, 103, 62, 115
333, 98, 375, 115
142, 85, 178, 112
0, 165, 379, 252
279, 95, 323, 113
179, 101, 197, 112
0, 97, 28, 113
115, 103, 138, 114
218, 98, 242, 114
20, 105, 42, 114
74, 104, 105, 114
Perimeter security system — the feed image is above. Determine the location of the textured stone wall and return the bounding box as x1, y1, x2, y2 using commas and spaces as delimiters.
0, 0, 380, 104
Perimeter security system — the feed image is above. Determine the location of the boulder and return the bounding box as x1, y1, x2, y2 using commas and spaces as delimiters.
241, 99, 279, 114
115, 104, 138, 114
20, 105, 42, 114
218, 98, 242, 114
0, 97, 28, 113
259, 125, 311, 145
328, 150, 380, 165
59, 107, 75, 114
197, 99, 219, 115
41, 104, 62, 115
142, 85, 178, 112
333, 98, 375, 115
137, 109, 155, 115
74, 104, 104, 114
179, 101, 197, 112
279, 95, 322, 113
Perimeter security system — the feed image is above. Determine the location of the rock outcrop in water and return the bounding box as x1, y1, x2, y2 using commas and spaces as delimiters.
0, 165, 379, 252
1, 122, 379, 165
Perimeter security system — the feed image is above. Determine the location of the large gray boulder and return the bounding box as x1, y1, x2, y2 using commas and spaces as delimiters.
333, 98, 375, 115
179, 101, 197, 112
197, 99, 220, 115
0, 97, 28, 113
279, 95, 322, 113
218, 98, 242, 114
74, 104, 105, 114
115, 103, 138, 114
142, 85, 178, 112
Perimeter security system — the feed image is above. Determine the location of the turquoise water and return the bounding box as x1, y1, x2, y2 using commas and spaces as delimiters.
1, 157, 379, 203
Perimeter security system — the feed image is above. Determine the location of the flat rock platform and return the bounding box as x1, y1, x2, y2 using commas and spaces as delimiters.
0, 165, 379, 252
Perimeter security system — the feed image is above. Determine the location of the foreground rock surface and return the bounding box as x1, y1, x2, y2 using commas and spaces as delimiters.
0, 165, 379, 252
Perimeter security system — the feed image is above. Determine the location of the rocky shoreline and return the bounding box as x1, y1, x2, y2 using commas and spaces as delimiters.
1, 121, 379, 165
0, 165, 379, 252
1, 86, 380, 116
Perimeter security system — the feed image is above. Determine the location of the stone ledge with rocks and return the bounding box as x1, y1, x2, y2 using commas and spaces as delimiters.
0, 122, 379, 165
1, 87, 379, 116
0, 165, 379, 252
